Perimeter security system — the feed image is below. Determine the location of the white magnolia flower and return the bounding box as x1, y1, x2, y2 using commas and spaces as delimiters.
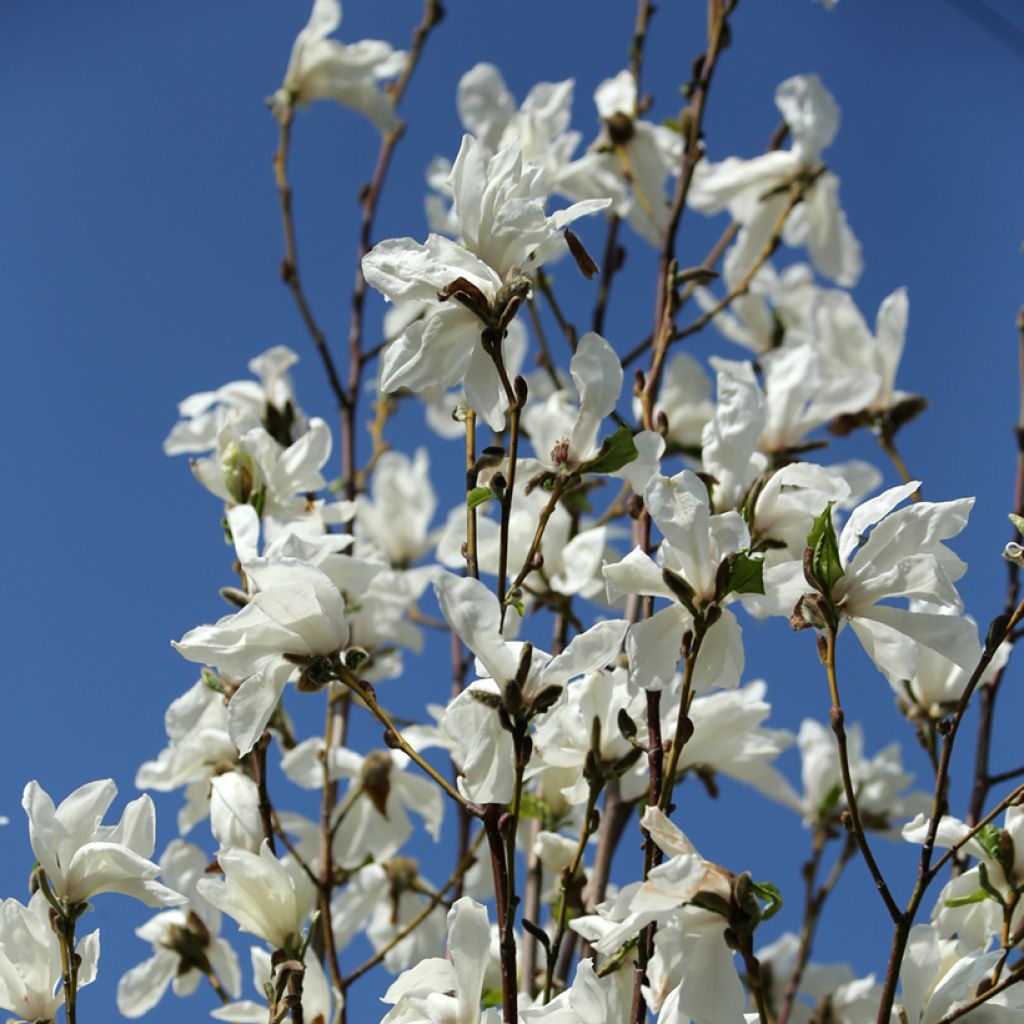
690, 73, 862, 286
436, 572, 627, 803
782, 719, 927, 832
0, 892, 100, 1024
173, 557, 350, 755
331, 860, 446, 974
640, 350, 714, 453
210, 772, 265, 854
164, 346, 306, 456
381, 897, 501, 1024
799, 286, 915, 419
897, 924, 1024, 1023
604, 471, 749, 693
532, 664, 644, 805
116, 840, 242, 1018
591, 70, 682, 244
693, 258, 819, 354
757, 482, 979, 684
655, 680, 795, 804
427, 63, 622, 235
187, 412, 332, 518
281, 739, 443, 869
197, 840, 317, 952
22, 779, 183, 908
356, 448, 437, 565
135, 678, 237, 835
364, 135, 608, 429
521, 332, 622, 475
269, 0, 405, 132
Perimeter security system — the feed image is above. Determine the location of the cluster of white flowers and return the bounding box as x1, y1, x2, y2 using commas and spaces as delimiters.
5, 3, 1023, 1024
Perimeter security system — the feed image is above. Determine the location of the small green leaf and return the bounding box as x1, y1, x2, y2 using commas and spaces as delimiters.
467, 486, 494, 510
749, 880, 783, 921
807, 503, 844, 594
975, 824, 1003, 864
945, 888, 998, 908
1010, 513, 1024, 536
580, 426, 638, 475
724, 552, 765, 596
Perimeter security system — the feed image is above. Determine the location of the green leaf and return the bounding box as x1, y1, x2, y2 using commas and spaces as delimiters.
749, 880, 783, 921
945, 888, 998, 908
467, 486, 494, 510
481, 989, 503, 1009
724, 552, 765, 596
807, 502, 844, 594
1010, 513, 1024, 536
580, 426, 638, 475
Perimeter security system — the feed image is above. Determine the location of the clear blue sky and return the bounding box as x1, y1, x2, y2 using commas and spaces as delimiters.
3, 1, 1024, 1020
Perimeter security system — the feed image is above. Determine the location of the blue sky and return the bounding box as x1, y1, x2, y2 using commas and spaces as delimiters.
3, 1, 1024, 1020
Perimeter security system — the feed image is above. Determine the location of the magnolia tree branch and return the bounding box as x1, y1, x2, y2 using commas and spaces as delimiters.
775, 831, 856, 1024
822, 627, 901, 923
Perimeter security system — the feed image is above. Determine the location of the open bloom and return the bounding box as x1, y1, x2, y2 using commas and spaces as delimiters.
690, 74, 861, 286
757, 482, 979, 683
197, 841, 317, 952
117, 841, 242, 1018
364, 135, 608, 429
381, 897, 500, 1024
0, 893, 100, 1024
173, 557, 350, 755
604, 471, 749, 692
435, 571, 627, 803
269, 0, 405, 132
22, 779, 183, 908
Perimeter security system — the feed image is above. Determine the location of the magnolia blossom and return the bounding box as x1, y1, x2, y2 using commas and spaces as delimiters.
135, 678, 237, 835
604, 471, 749, 692
22, 779, 183, 908
0, 892, 100, 1024
356, 448, 437, 565
186, 412, 332, 517
897, 924, 1024, 1023
381, 897, 500, 1024
436, 571, 627, 803
269, 0, 405, 132
331, 861, 446, 974
364, 134, 608, 429
427, 63, 621, 234
757, 482, 979, 683
164, 346, 306, 456
280, 739, 443, 869
591, 70, 682, 244
197, 841, 317, 952
690, 73, 862, 286
117, 840, 242, 1018
782, 719, 927, 832
521, 331, 622, 474
173, 557, 350, 755
693, 257, 819, 354
799, 286, 916, 419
